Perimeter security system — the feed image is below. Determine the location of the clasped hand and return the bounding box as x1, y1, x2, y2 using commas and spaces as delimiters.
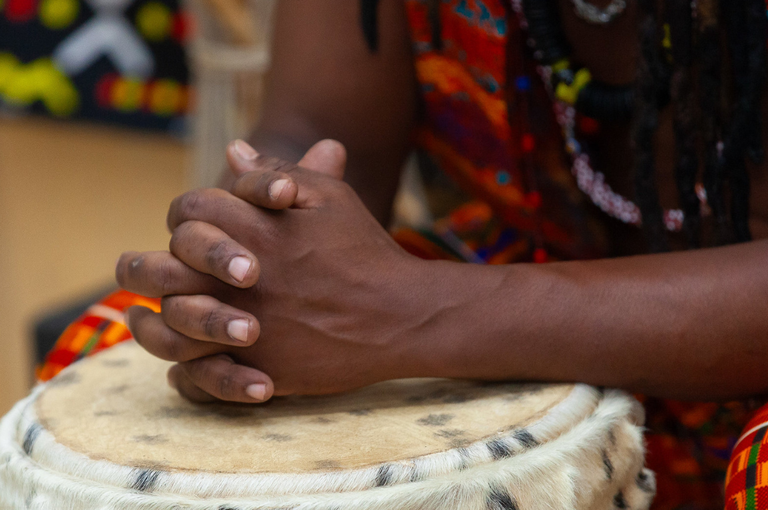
116, 140, 431, 403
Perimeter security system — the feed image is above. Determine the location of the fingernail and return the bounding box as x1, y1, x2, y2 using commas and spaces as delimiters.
246, 383, 267, 401
228, 256, 252, 282
227, 319, 250, 343
269, 179, 289, 200
234, 140, 258, 161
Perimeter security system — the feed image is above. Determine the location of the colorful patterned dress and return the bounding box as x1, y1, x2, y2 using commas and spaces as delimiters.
38, 1, 768, 509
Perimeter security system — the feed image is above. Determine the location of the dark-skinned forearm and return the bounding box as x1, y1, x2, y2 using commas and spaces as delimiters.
408, 240, 768, 401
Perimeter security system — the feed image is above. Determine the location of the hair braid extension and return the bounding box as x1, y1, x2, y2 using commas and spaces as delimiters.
360, 0, 380, 52
696, 0, 730, 245
427, 0, 443, 51
668, 0, 700, 247
744, 0, 766, 169
723, 0, 750, 243
633, 0, 669, 252
722, 0, 767, 242
737, 0, 766, 241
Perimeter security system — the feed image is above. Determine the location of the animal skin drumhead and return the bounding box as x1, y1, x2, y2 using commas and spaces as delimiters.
0, 341, 656, 510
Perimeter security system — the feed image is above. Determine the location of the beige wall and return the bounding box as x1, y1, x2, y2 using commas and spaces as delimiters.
0, 117, 187, 415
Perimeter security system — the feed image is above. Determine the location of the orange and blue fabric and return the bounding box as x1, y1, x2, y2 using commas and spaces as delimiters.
37, 290, 159, 382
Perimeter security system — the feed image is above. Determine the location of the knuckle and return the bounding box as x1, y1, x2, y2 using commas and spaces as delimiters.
160, 327, 183, 361
257, 156, 294, 173
200, 308, 220, 338
168, 222, 192, 254
156, 257, 176, 296
177, 189, 218, 221
217, 372, 236, 399
160, 296, 181, 322
178, 191, 201, 221
255, 171, 275, 198
204, 239, 231, 273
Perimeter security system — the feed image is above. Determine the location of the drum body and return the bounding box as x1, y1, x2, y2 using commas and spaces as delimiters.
0, 342, 655, 509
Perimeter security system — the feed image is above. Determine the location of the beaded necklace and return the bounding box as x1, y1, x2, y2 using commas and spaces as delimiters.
512, 0, 710, 232
572, 0, 628, 24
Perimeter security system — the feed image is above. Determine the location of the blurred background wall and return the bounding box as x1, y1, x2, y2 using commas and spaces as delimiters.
0, 118, 186, 414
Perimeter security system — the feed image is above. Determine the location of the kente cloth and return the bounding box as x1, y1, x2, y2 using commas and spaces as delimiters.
38, 2, 768, 510
725, 404, 768, 510
36, 291, 159, 382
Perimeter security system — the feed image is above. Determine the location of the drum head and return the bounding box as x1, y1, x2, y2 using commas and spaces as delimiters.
0, 341, 654, 510
36, 342, 575, 474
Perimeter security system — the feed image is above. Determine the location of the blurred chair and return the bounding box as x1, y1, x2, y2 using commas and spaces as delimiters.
186, 0, 275, 187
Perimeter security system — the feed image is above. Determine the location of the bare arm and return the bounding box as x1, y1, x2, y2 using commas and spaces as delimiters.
229, 0, 418, 224
120, 154, 768, 403
414, 240, 768, 401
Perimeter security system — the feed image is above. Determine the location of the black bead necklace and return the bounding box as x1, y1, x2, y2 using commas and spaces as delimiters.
521, 0, 636, 121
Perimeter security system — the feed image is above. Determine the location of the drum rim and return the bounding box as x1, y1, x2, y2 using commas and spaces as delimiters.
3, 378, 607, 499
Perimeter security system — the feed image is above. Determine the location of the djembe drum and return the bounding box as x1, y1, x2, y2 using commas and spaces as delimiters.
0, 342, 655, 509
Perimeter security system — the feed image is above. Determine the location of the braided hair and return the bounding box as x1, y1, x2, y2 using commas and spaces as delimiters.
697, 0, 728, 246
360, 0, 768, 250
634, 0, 670, 252
669, 0, 699, 248
634, 0, 767, 249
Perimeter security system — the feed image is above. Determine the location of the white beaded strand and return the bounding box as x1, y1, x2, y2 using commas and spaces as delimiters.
513, 1, 710, 232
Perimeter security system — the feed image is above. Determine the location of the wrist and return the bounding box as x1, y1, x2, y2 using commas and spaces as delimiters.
387, 259, 568, 383
375, 256, 450, 381
380, 258, 514, 381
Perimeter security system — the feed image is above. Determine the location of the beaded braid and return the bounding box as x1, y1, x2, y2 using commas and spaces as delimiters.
668, 0, 700, 248
638, 0, 767, 247
634, 0, 669, 252
697, 0, 729, 245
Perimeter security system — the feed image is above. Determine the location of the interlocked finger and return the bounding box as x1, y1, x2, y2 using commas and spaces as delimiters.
178, 354, 275, 403
226, 140, 299, 210
126, 305, 228, 362
161, 294, 259, 346
116, 251, 223, 298
167, 364, 218, 403
170, 221, 260, 287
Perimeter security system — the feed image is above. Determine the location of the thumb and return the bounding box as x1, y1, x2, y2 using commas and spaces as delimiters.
298, 139, 347, 180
